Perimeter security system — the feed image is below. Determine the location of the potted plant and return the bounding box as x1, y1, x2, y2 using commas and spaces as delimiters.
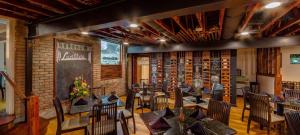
70, 76, 90, 106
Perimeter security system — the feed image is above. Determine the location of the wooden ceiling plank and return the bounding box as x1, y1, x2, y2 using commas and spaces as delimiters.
0, 3, 41, 19
141, 22, 160, 37
57, 0, 81, 10
269, 14, 300, 36
240, 3, 261, 32
27, 0, 66, 14
0, 0, 52, 17
284, 25, 300, 35
153, 20, 181, 43
260, 0, 300, 34
195, 12, 205, 32
0, 9, 31, 21
172, 16, 194, 41
218, 8, 225, 40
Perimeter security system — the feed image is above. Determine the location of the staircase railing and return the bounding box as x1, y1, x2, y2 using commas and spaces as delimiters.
0, 71, 26, 99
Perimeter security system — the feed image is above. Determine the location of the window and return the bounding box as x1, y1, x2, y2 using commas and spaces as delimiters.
100, 40, 120, 65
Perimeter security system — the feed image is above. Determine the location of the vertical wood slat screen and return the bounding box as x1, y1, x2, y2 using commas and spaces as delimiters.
202, 51, 211, 89
257, 48, 280, 76
169, 52, 177, 99
185, 52, 193, 85
221, 50, 231, 103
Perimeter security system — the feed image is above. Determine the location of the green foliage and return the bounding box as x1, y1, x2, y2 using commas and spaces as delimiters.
70, 76, 90, 100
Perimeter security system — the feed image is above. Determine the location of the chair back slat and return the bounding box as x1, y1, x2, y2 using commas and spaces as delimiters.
119, 111, 130, 135
174, 87, 183, 108
91, 102, 117, 135
248, 92, 270, 126
284, 88, 300, 99
207, 99, 231, 125
250, 82, 260, 93
125, 90, 135, 112
153, 94, 168, 111
242, 86, 251, 105
285, 111, 300, 135
53, 97, 64, 133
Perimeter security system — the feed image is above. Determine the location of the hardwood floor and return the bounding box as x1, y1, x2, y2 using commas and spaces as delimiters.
8, 97, 284, 135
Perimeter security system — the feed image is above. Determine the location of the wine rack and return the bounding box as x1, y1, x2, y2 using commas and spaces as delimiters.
193, 51, 202, 80
185, 52, 193, 85
210, 51, 221, 79
221, 50, 231, 103
150, 53, 158, 85
156, 53, 163, 89
202, 51, 211, 90
178, 52, 185, 85
169, 52, 177, 99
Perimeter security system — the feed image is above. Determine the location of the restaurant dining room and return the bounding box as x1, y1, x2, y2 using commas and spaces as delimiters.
1, 0, 300, 135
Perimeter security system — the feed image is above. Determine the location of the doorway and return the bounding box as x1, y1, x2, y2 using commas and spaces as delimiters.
0, 19, 7, 113
133, 56, 150, 86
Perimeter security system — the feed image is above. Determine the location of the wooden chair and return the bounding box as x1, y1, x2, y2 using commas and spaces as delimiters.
250, 82, 260, 93
117, 90, 136, 133
241, 86, 251, 121
207, 99, 231, 125
89, 102, 117, 135
53, 97, 88, 135
174, 87, 183, 108
211, 89, 224, 101
284, 88, 300, 99
247, 92, 285, 134
139, 83, 153, 113
285, 111, 300, 135
152, 94, 168, 111
119, 111, 130, 135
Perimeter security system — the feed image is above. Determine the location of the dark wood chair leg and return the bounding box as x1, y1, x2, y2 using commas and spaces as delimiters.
133, 116, 136, 133
241, 107, 245, 121
260, 124, 263, 130
247, 118, 251, 133
267, 124, 270, 135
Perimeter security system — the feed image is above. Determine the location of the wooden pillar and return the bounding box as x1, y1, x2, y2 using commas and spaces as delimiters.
274, 48, 282, 96
27, 96, 40, 135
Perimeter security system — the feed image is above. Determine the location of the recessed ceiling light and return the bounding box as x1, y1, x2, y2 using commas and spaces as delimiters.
240, 31, 250, 36
81, 31, 89, 35
123, 41, 129, 45
264, 2, 282, 9
159, 38, 166, 42
129, 23, 138, 28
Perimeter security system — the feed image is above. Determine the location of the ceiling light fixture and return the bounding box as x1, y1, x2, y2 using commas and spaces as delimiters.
264, 2, 282, 9
81, 31, 89, 35
159, 38, 166, 42
129, 23, 138, 28
123, 41, 129, 45
240, 31, 250, 36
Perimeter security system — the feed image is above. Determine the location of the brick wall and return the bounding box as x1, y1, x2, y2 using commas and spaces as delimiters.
14, 20, 27, 118
31, 34, 126, 110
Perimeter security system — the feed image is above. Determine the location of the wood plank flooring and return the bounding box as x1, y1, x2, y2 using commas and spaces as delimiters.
11, 97, 284, 135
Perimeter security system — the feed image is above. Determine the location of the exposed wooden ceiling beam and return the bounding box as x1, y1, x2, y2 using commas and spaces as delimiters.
0, 9, 32, 21
240, 3, 261, 32
195, 12, 205, 32
269, 14, 300, 36
0, 3, 40, 19
260, 0, 300, 34
172, 16, 194, 41
95, 30, 124, 39
218, 8, 225, 40
141, 22, 160, 37
110, 27, 156, 44
57, 0, 81, 10
284, 24, 300, 35
0, 0, 52, 17
154, 20, 181, 43
27, 0, 66, 14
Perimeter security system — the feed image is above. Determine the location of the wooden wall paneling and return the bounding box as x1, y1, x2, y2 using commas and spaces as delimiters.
185, 51, 193, 85
221, 50, 231, 103
202, 51, 211, 90
170, 52, 177, 99
193, 51, 202, 80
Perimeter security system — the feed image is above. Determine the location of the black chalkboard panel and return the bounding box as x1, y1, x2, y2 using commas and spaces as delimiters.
55, 40, 92, 100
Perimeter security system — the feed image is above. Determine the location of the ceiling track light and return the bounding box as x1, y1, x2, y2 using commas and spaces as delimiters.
81, 31, 89, 35
264, 2, 282, 9
129, 23, 138, 28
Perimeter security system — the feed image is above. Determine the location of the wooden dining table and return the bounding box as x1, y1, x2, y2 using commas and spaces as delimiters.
140, 109, 237, 135
183, 96, 209, 110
